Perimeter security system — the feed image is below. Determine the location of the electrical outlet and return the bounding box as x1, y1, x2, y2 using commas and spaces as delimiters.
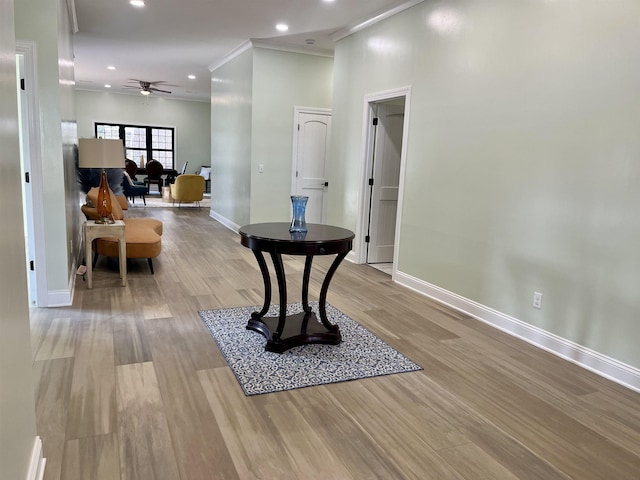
533, 292, 543, 309
258, 164, 265, 173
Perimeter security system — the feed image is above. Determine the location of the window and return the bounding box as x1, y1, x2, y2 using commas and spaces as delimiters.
95, 123, 175, 170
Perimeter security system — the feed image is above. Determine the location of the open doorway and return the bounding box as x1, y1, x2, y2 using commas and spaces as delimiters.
358, 88, 411, 277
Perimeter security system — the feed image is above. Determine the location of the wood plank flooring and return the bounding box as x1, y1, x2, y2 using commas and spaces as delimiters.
31, 207, 640, 479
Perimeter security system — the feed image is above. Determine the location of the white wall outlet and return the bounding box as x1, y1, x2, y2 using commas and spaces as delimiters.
258, 164, 265, 173
533, 292, 543, 309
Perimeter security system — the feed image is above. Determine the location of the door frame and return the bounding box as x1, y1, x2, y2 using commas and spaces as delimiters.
17, 41, 47, 306
356, 87, 411, 276
291, 106, 332, 221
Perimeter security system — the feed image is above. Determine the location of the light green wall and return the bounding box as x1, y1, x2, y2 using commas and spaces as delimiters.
76, 91, 211, 175
211, 46, 333, 227
1, 0, 38, 477
331, 0, 640, 368
250, 48, 333, 223
211, 48, 253, 226
15, 0, 75, 295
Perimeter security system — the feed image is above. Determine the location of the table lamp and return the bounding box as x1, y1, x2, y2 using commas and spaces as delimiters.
78, 138, 125, 223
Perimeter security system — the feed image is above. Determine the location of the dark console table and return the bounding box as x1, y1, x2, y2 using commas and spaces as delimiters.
239, 222, 355, 353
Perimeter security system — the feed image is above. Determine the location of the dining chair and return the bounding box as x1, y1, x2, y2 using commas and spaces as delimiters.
144, 159, 164, 193
199, 165, 211, 193
125, 159, 139, 181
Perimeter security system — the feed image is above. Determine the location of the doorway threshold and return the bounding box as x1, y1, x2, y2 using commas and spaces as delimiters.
369, 263, 392, 275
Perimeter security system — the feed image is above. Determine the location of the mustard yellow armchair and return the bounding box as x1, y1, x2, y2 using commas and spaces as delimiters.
170, 174, 206, 208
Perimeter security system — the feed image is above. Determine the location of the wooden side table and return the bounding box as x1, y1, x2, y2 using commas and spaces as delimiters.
84, 220, 126, 289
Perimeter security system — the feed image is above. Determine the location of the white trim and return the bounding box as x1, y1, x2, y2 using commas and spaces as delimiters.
45, 289, 72, 308
67, 244, 79, 307
66, 0, 78, 34
394, 270, 640, 393
332, 1, 425, 42
210, 210, 241, 234
16, 42, 48, 308
209, 40, 252, 72
357, 87, 412, 271
26, 436, 46, 480
251, 40, 333, 58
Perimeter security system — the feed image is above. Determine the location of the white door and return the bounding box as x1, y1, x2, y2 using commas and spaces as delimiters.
292, 109, 331, 224
367, 102, 404, 263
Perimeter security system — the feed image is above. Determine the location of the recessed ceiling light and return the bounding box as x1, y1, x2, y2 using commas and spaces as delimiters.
107, 65, 116, 70
188, 74, 196, 80
105, 84, 111, 88
276, 23, 289, 32
130, 0, 145, 7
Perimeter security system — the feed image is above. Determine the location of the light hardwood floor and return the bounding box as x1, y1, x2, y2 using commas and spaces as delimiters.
31, 207, 640, 479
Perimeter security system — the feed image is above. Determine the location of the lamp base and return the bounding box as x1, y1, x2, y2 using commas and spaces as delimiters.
96, 169, 114, 223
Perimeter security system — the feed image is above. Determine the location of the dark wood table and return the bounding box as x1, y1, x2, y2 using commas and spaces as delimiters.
239, 222, 355, 353
136, 167, 179, 186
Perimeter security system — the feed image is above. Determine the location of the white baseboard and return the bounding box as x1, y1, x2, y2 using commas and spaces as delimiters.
210, 210, 241, 233
26, 436, 46, 480
394, 270, 640, 393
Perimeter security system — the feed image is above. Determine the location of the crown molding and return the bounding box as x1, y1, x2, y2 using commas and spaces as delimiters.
209, 40, 253, 72
250, 39, 333, 58
332, 0, 424, 42
209, 38, 334, 73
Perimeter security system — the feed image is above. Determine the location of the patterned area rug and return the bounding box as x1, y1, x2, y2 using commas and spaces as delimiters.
199, 302, 422, 396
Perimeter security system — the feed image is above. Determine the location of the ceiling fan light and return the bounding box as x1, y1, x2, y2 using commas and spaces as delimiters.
140, 89, 151, 96
130, 0, 145, 7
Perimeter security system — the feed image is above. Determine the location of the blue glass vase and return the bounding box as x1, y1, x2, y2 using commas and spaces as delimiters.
289, 195, 308, 233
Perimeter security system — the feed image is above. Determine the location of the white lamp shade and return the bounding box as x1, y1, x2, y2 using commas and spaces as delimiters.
78, 138, 125, 169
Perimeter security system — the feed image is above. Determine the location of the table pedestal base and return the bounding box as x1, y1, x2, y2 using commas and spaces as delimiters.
247, 311, 341, 353
239, 223, 354, 354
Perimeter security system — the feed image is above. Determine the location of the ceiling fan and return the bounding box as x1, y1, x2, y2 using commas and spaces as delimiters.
124, 79, 176, 95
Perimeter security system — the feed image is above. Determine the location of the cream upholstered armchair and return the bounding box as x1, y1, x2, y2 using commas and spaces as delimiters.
170, 174, 205, 208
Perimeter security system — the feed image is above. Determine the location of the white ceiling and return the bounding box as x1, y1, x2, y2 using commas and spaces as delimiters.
73, 0, 418, 102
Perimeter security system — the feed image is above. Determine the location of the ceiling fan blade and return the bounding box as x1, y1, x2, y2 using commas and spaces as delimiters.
149, 81, 180, 87
150, 87, 172, 94
122, 79, 176, 93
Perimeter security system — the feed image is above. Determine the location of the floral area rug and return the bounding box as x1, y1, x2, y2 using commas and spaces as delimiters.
199, 302, 422, 396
